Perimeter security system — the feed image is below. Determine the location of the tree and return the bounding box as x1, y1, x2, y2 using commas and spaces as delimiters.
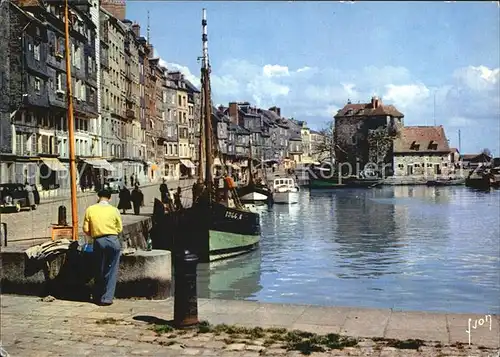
311, 121, 334, 162
367, 126, 400, 168
481, 148, 492, 158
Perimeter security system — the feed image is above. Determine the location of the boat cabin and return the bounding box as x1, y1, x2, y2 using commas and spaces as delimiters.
272, 177, 297, 191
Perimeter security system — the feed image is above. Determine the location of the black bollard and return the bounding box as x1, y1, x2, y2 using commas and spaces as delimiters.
174, 250, 199, 328
58, 205, 67, 226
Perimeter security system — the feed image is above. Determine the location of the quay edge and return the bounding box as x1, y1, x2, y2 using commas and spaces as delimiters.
1, 295, 499, 355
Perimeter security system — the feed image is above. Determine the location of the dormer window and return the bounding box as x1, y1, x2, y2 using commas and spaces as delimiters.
428, 141, 438, 150
410, 141, 420, 151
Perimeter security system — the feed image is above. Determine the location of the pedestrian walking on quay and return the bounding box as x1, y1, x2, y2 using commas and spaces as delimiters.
174, 186, 183, 210
159, 178, 169, 204
82, 189, 123, 306
25, 181, 35, 209
131, 184, 144, 215
117, 186, 132, 214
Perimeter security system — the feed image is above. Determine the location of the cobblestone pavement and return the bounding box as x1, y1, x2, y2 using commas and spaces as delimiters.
1, 179, 195, 244
1, 295, 498, 357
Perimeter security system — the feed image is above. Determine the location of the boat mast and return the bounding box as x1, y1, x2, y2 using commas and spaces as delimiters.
248, 137, 254, 185
201, 8, 213, 197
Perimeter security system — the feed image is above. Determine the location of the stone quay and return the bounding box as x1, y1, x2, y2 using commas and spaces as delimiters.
0, 295, 498, 356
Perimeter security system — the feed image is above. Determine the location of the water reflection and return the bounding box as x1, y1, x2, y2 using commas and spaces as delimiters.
197, 250, 262, 300
331, 189, 404, 280
197, 187, 500, 314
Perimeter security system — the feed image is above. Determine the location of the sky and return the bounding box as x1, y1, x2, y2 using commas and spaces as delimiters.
127, 1, 500, 156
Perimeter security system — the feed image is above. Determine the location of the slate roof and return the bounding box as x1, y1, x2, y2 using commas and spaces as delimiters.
461, 153, 492, 162
228, 123, 250, 135
184, 79, 200, 93
393, 126, 450, 154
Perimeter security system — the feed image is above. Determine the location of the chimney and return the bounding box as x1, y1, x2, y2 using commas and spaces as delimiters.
371, 96, 381, 109
131, 23, 140, 38
269, 106, 281, 117
101, 0, 126, 21
228, 102, 239, 125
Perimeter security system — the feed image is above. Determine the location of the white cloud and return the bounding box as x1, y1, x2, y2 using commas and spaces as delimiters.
383, 83, 430, 110
262, 64, 290, 78
453, 65, 499, 92
165, 62, 200, 87
157, 58, 500, 154
297, 66, 313, 73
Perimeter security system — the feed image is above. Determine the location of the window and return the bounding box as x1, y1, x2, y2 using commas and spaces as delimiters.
34, 43, 40, 61
56, 73, 63, 92
41, 135, 49, 154
178, 94, 182, 106
80, 83, 86, 101
34, 78, 41, 92
89, 88, 95, 104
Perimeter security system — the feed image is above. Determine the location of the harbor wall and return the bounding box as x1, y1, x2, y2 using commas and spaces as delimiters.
0, 247, 171, 300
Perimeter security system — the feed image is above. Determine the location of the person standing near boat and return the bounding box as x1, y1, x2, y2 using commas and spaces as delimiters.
159, 179, 169, 204
174, 187, 183, 210
82, 189, 123, 306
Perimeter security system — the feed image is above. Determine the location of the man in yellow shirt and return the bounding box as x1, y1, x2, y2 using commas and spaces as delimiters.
83, 189, 123, 306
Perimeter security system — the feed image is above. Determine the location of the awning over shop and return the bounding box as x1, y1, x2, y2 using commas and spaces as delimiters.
180, 159, 196, 169
41, 158, 67, 172
213, 158, 222, 166
83, 158, 115, 171
231, 164, 241, 170
240, 162, 248, 168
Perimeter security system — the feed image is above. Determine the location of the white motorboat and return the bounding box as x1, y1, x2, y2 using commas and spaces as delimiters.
239, 191, 269, 202
272, 177, 299, 204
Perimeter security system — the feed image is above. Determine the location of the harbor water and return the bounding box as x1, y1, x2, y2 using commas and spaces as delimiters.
197, 186, 500, 314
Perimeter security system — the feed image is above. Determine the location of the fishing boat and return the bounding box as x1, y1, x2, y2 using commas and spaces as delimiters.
152, 9, 260, 263
426, 178, 465, 186
272, 177, 300, 204
465, 166, 500, 190
236, 153, 273, 204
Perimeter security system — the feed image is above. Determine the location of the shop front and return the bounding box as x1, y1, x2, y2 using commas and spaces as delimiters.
180, 159, 196, 178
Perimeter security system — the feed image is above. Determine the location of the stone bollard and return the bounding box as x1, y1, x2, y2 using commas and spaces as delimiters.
174, 250, 199, 328
58, 205, 67, 226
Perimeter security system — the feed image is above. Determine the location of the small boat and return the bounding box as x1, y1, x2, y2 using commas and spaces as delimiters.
465, 166, 500, 190
237, 149, 273, 204
426, 178, 465, 186
272, 177, 299, 204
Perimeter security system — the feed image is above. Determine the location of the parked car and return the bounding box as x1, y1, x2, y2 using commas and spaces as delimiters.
0, 183, 40, 212
104, 177, 124, 193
